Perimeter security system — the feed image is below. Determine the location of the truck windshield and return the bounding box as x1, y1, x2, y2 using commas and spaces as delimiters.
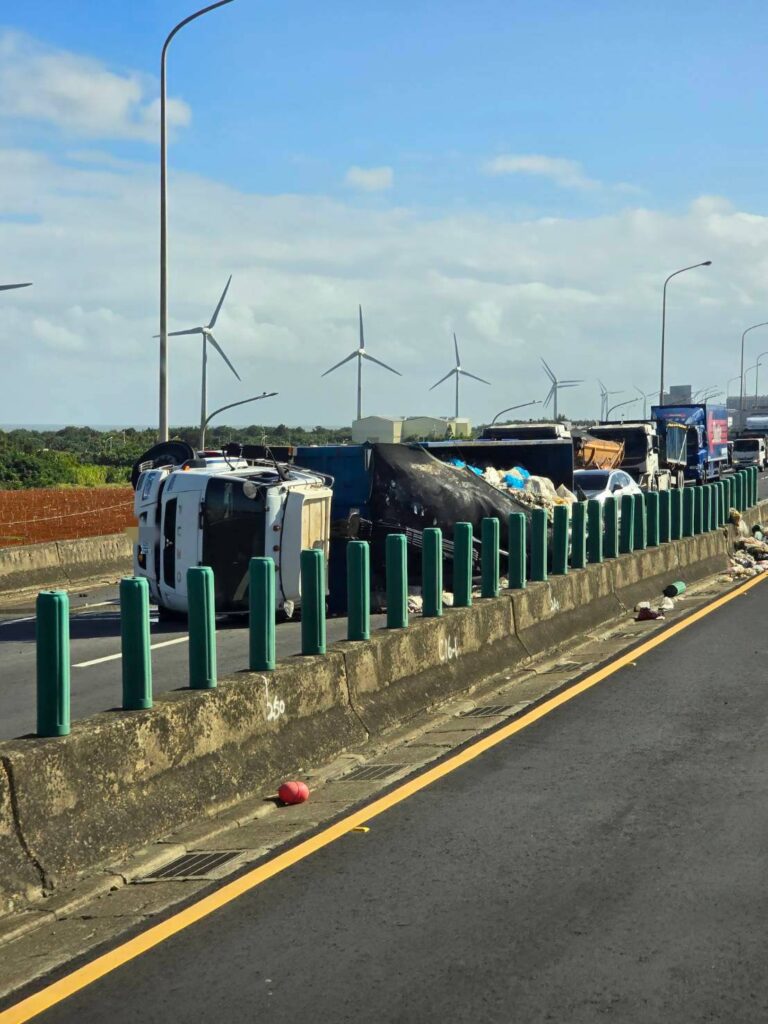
735, 440, 759, 453
201, 478, 266, 611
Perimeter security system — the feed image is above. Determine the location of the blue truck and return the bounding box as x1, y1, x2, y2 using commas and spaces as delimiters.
651, 403, 729, 484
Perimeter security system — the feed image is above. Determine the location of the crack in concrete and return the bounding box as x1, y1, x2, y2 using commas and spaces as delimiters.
1, 756, 47, 894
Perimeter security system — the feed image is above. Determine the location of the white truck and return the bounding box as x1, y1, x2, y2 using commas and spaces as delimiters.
732, 436, 767, 471
587, 422, 672, 491
132, 445, 332, 619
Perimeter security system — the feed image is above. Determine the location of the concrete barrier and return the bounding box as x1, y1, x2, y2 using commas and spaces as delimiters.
0, 503, 761, 908
0, 534, 132, 595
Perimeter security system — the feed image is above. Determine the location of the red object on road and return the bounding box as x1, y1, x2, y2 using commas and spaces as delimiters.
278, 781, 310, 805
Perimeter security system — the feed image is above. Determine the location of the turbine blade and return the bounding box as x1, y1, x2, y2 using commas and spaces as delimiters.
453, 332, 460, 367
361, 351, 401, 375
430, 368, 456, 391
543, 384, 555, 408
560, 378, 583, 385
359, 305, 364, 350
208, 275, 232, 329
167, 328, 203, 337
321, 351, 358, 376
540, 357, 556, 383
459, 369, 491, 385
0, 283, 32, 291
207, 332, 241, 381
559, 382, 580, 390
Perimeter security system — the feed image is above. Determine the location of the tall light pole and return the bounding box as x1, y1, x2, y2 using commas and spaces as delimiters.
159, 0, 237, 442
201, 392, 278, 449
739, 322, 768, 421
658, 261, 712, 407
490, 399, 541, 425
607, 396, 640, 419
754, 350, 768, 403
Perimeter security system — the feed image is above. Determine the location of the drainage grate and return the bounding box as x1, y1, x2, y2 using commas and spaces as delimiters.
342, 763, 402, 782
459, 705, 515, 718
145, 851, 240, 880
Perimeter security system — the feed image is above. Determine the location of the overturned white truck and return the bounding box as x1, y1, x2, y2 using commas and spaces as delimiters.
131, 442, 332, 619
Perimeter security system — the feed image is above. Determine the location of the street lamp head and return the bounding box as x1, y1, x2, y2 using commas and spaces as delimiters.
702, 261, 712, 266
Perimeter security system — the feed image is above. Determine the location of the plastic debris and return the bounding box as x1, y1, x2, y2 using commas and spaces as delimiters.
658, 596, 675, 612
636, 606, 665, 621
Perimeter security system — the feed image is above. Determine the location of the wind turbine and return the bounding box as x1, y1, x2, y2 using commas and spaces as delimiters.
634, 386, 656, 419
430, 333, 490, 419
322, 306, 401, 421
541, 358, 582, 421
166, 276, 240, 450
0, 283, 32, 292
598, 379, 622, 420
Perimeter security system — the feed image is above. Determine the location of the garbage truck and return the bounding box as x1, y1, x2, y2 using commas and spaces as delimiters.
587, 421, 672, 491
131, 442, 333, 618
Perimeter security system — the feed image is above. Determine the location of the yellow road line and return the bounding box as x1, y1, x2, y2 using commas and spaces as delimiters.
2, 570, 766, 1024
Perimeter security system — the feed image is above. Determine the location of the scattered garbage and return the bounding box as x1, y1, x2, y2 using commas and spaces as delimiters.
663, 581, 686, 598
658, 596, 675, 612
637, 606, 665, 621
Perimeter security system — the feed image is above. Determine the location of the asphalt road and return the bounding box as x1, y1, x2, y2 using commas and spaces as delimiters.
19, 571, 768, 1023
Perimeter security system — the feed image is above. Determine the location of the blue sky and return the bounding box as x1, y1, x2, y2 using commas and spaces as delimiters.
1, 1, 768, 426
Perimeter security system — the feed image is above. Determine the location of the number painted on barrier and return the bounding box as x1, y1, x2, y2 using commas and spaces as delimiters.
263, 679, 286, 722
439, 635, 460, 663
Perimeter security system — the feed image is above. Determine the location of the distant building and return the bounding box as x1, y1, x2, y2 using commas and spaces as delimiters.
403, 416, 471, 439
661, 384, 692, 405
351, 416, 403, 444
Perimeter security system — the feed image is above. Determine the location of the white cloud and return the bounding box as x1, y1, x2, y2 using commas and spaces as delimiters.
484, 154, 600, 191
1, 143, 766, 428
0, 31, 190, 142
344, 165, 394, 192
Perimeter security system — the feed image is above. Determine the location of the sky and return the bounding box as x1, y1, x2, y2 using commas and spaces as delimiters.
2, 0, 768, 428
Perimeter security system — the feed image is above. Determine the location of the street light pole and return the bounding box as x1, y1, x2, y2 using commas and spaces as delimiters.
490, 399, 541, 425
658, 261, 712, 407
738, 322, 768, 422
159, 0, 237, 443
753, 350, 768, 402
607, 397, 640, 419
201, 392, 278, 449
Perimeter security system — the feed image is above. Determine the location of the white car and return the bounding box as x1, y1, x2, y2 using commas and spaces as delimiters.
573, 468, 643, 504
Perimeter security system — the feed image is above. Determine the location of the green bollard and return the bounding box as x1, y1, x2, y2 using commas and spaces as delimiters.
633, 492, 647, 550
724, 476, 733, 518
347, 542, 371, 639
481, 518, 500, 597
682, 487, 694, 537
508, 513, 526, 590
646, 491, 660, 547
752, 466, 758, 506
670, 487, 683, 540
693, 486, 703, 535
187, 566, 217, 689
120, 577, 152, 710
571, 501, 587, 569
249, 557, 276, 670
717, 480, 726, 526
619, 493, 635, 554
551, 505, 569, 575
587, 499, 603, 563
603, 496, 619, 559
36, 590, 70, 737
422, 529, 443, 618
530, 508, 548, 581
735, 473, 743, 512
453, 522, 473, 608
301, 548, 327, 651
702, 485, 712, 532
659, 490, 671, 543
386, 534, 408, 629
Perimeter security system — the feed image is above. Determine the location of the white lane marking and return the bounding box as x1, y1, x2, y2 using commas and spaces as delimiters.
0, 616, 35, 627
74, 636, 188, 669
0, 599, 118, 629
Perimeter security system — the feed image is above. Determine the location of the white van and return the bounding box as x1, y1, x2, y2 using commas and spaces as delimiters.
732, 437, 766, 472
133, 458, 332, 619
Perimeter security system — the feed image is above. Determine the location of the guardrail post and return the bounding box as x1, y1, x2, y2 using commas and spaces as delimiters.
301, 548, 328, 651
587, 499, 603, 563
385, 534, 408, 628
422, 528, 443, 618
670, 487, 683, 540
508, 513, 526, 589
702, 484, 712, 532
633, 492, 647, 550
453, 522, 473, 607
751, 467, 758, 506
530, 508, 548, 581
36, 590, 70, 737
571, 501, 586, 569
682, 487, 694, 537
347, 542, 371, 639
481, 517, 500, 597
187, 566, 217, 689
724, 476, 734, 518
734, 472, 743, 513
658, 490, 671, 543
646, 492, 660, 547
742, 470, 749, 510
619, 493, 635, 554
693, 486, 703, 535
249, 557, 276, 670
551, 505, 569, 575
717, 480, 726, 526
120, 577, 152, 710
603, 496, 618, 558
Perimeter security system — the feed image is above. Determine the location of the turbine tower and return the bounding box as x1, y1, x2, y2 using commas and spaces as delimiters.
430, 333, 490, 419
166, 276, 240, 450
322, 306, 401, 421
599, 379, 622, 420
541, 358, 581, 421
